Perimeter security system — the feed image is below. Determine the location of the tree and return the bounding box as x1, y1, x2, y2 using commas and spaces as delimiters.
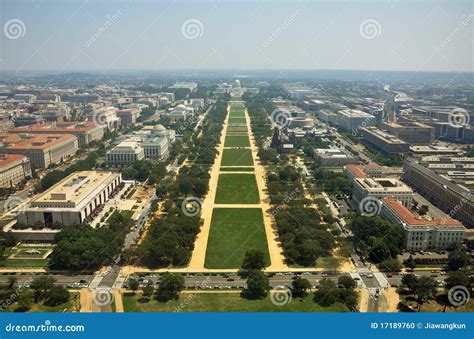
155, 273, 185, 302
337, 276, 357, 290
142, 282, 154, 300
404, 255, 416, 270
44, 286, 70, 307
128, 278, 139, 292
413, 276, 437, 312
292, 277, 311, 297
242, 249, 266, 271
418, 205, 429, 216
445, 271, 472, 291
313, 279, 338, 307
447, 245, 470, 271
401, 274, 419, 294
379, 258, 402, 272
31, 276, 56, 302
244, 270, 270, 299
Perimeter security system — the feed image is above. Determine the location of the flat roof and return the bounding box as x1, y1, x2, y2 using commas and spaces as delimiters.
9, 122, 101, 133
0, 133, 77, 150
32, 171, 119, 206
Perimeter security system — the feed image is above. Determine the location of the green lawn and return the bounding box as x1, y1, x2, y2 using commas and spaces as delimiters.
120, 210, 134, 220
221, 149, 253, 166
123, 292, 348, 312
228, 118, 247, 125
227, 126, 248, 132
4, 259, 49, 267
215, 174, 259, 204
224, 135, 250, 147
205, 208, 269, 268
229, 111, 246, 118
220, 167, 254, 172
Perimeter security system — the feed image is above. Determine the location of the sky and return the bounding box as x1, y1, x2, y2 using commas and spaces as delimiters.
0, 0, 472, 73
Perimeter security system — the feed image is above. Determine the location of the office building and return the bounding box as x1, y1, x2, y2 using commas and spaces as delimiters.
314, 146, 358, 167
381, 121, 435, 144
0, 154, 32, 187
106, 140, 145, 165
361, 127, 410, 154
336, 109, 375, 131
10, 122, 104, 146
353, 177, 414, 208
403, 160, 474, 228
87, 106, 120, 131
116, 108, 140, 126
381, 198, 465, 251
17, 171, 123, 227
0, 133, 78, 169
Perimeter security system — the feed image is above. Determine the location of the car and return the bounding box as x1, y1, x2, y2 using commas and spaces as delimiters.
366, 274, 374, 278
226, 278, 235, 282
440, 271, 447, 275
425, 252, 432, 255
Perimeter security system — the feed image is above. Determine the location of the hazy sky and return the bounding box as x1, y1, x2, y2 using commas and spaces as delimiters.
0, 0, 472, 72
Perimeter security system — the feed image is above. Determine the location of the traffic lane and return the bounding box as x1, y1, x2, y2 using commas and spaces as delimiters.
0, 274, 94, 285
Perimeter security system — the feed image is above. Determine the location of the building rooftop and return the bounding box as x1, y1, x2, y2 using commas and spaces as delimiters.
345, 164, 367, 179
382, 198, 464, 228
0, 133, 77, 150
31, 171, 119, 207
0, 154, 27, 168
9, 122, 101, 133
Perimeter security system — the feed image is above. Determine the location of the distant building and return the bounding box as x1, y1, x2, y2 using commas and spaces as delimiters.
163, 104, 193, 121
116, 108, 140, 126
381, 121, 435, 144
13, 94, 36, 103
352, 177, 414, 208
87, 106, 120, 131
0, 154, 31, 187
9, 122, 104, 146
381, 198, 465, 251
0, 133, 78, 169
318, 110, 338, 125
314, 146, 358, 167
13, 114, 45, 127
17, 171, 123, 227
361, 127, 410, 154
336, 109, 375, 131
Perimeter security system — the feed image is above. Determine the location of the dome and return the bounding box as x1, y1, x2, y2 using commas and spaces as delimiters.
153, 124, 166, 131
